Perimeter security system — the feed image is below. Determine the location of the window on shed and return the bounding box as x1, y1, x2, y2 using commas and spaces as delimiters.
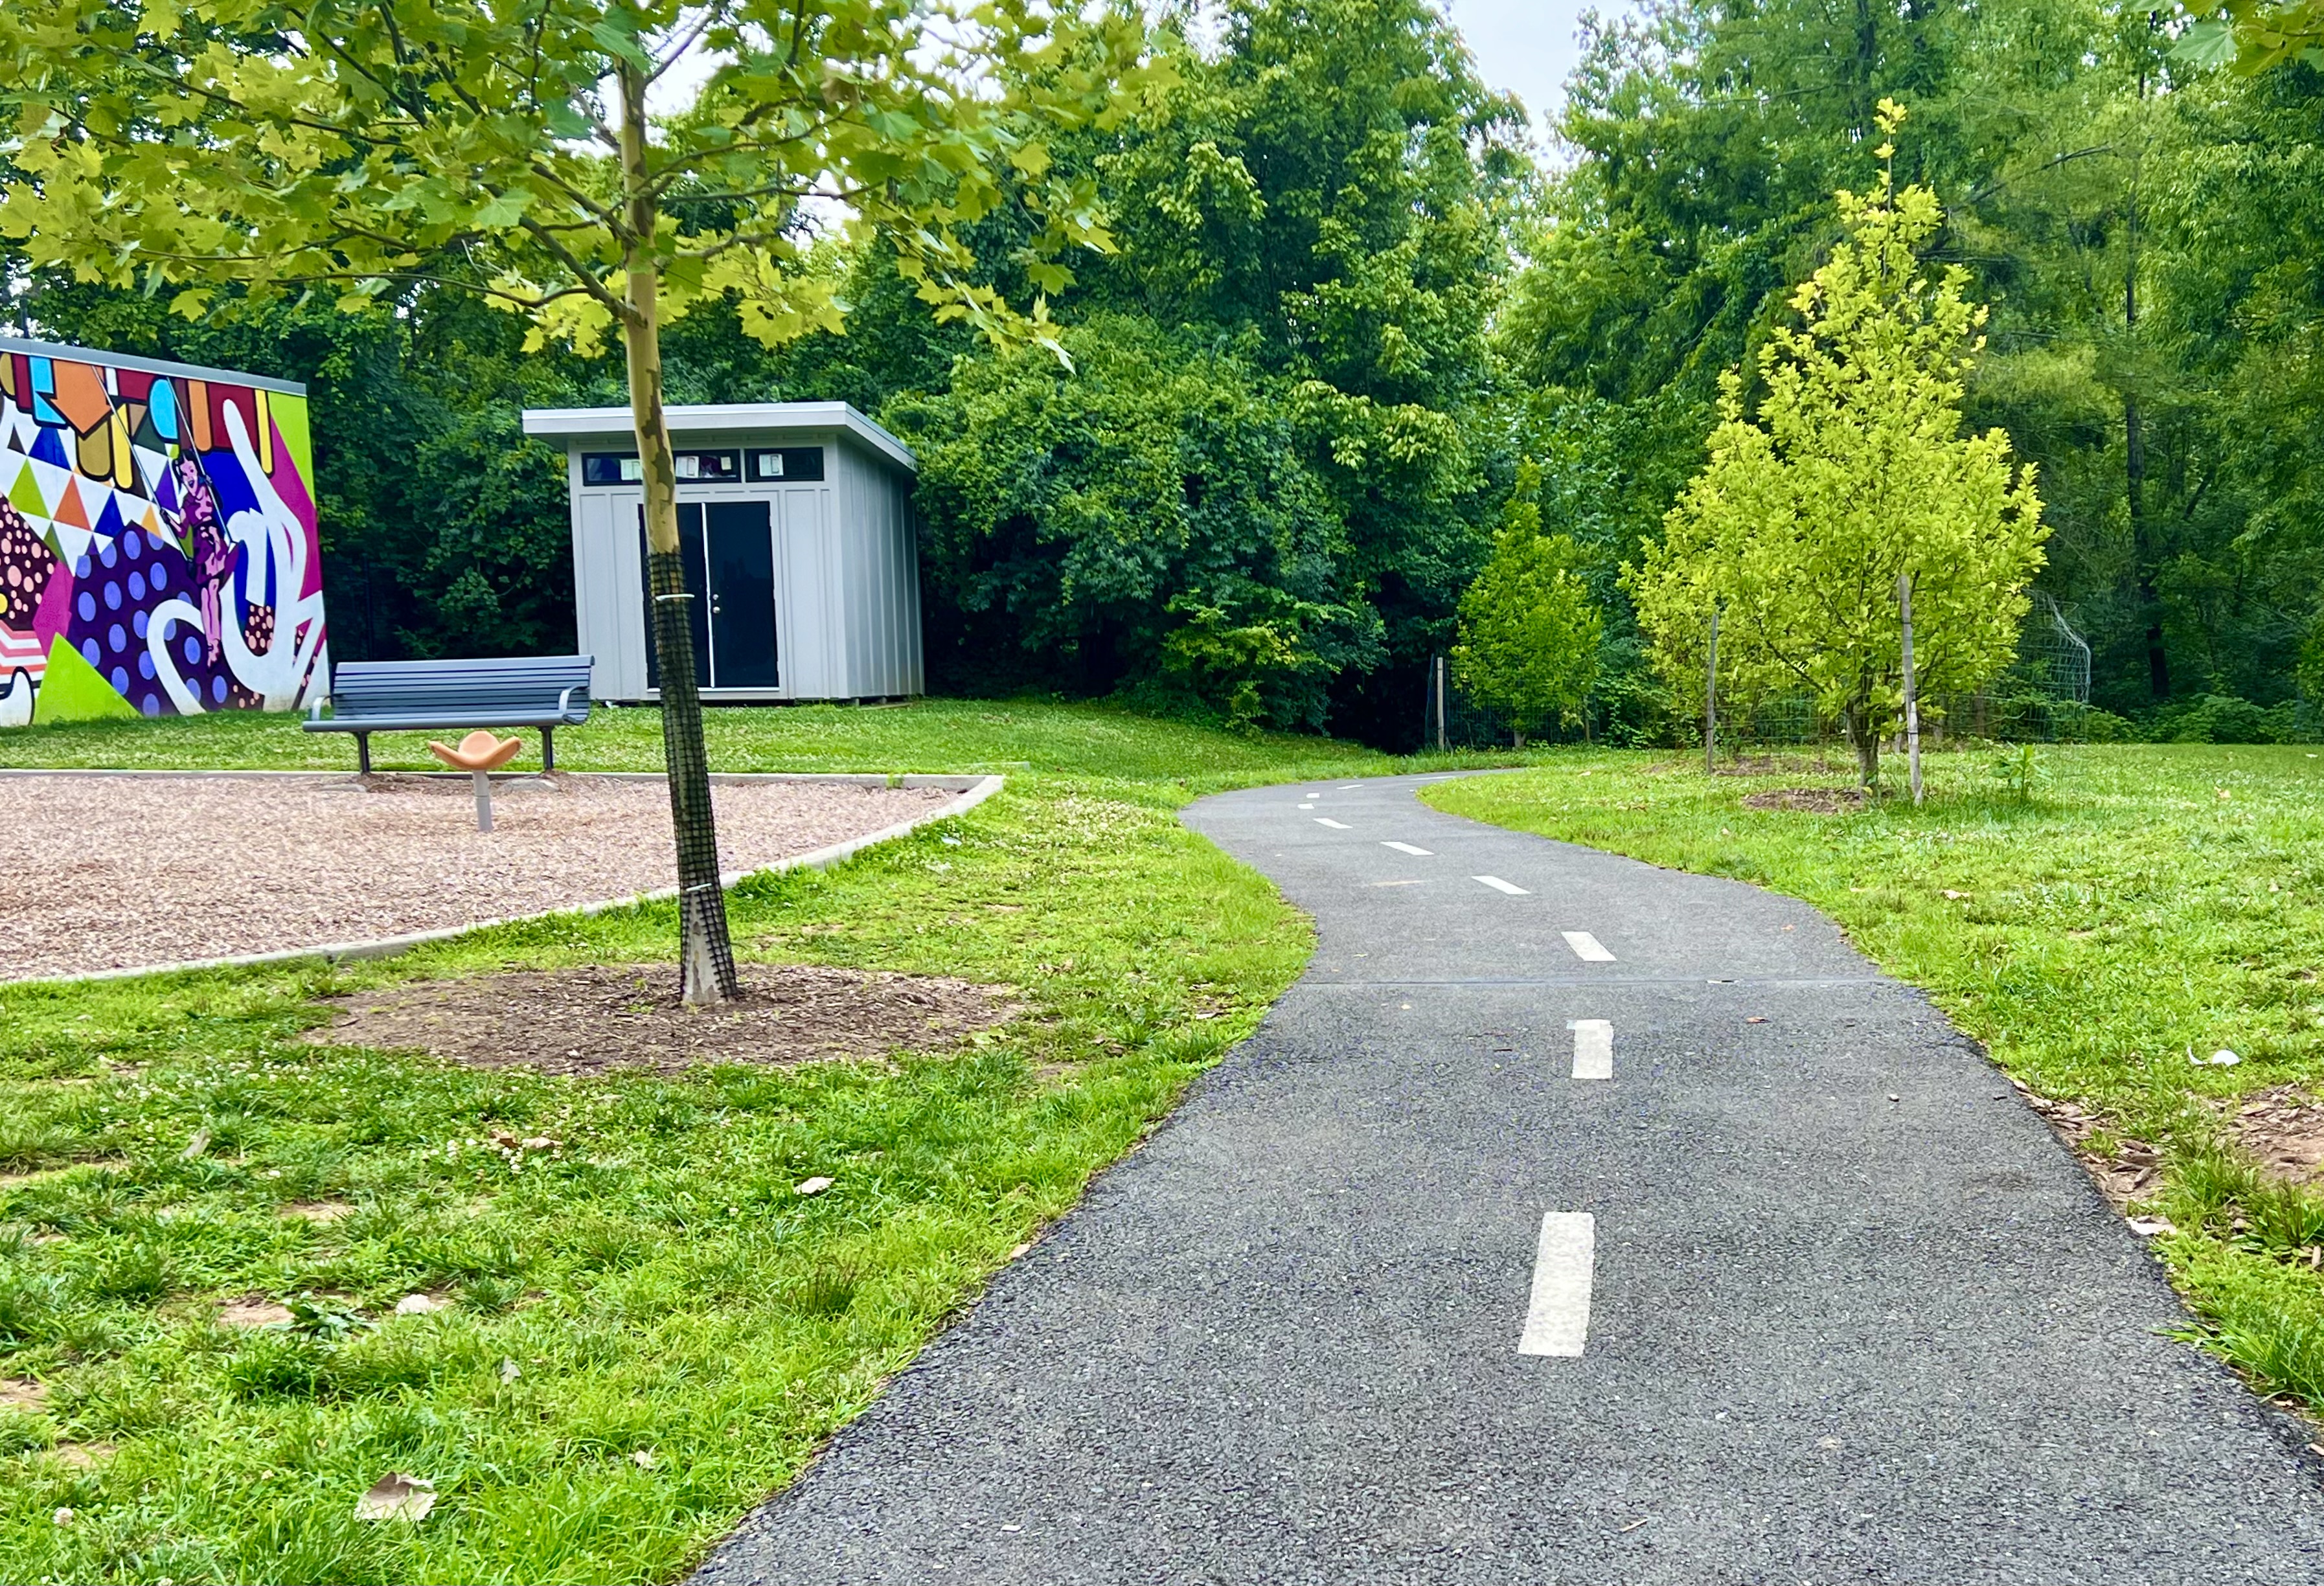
582, 452, 643, 486
747, 447, 825, 482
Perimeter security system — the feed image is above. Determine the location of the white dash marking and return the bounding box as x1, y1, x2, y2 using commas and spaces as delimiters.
1474, 875, 1529, 895
1382, 841, 1433, 856
1315, 817, 1353, 830
1519, 1213, 1596, 1357
1569, 1019, 1613, 1081
1562, 931, 1615, 962
1298, 803, 1314, 810
1339, 784, 1361, 790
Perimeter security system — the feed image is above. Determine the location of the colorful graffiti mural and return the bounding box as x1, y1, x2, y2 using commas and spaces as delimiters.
0, 338, 328, 725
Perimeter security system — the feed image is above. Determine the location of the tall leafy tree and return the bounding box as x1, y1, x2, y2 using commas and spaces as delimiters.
943, 0, 1531, 736
890, 313, 1380, 727
2, 0, 1150, 1000
1450, 462, 1604, 745
1630, 116, 2049, 784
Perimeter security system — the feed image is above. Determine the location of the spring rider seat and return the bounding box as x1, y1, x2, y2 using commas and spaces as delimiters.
427, 729, 527, 830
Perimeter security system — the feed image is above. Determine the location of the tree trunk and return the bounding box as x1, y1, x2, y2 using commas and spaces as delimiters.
1900, 572, 1922, 806
620, 64, 739, 1006
1845, 703, 1880, 787
1705, 605, 1719, 776
2126, 60, 2169, 704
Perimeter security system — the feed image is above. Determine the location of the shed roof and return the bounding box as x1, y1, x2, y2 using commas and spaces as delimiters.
521, 400, 914, 473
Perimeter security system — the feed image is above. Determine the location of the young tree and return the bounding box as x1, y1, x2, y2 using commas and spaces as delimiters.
1450, 462, 1603, 747
1627, 104, 2047, 787
1, 0, 1151, 1001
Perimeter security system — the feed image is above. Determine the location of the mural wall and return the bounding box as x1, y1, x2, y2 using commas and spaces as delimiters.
0, 340, 328, 726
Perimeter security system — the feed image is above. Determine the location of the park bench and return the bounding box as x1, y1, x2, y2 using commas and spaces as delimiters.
304, 655, 595, 773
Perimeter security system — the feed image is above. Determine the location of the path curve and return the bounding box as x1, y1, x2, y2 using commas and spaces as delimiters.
693, 773, 2324, 1583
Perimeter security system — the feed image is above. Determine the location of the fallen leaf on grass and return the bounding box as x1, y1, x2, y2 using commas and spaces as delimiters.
394, 1293, 446, 1316
795, 1176, 834, 1197
631, 1449, 656, 1469
355, 1473, 436, 1523
2128, 1216, 2178, 1238
179, 1129, 211, 1161
499, 1359, 521, 1383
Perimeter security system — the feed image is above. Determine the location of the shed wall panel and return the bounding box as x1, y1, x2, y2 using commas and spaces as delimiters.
543, 406, 919, 704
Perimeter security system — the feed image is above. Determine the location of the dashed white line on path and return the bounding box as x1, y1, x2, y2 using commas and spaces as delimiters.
1519, 1213, 1597, 1357
1563, 931, 1615, 962
1316, 818, 1353, 830
1382, 841, 1433, 856
1339, 784, 1361, 790
1474, 875, 1529, 895
1569, 1019, 1613, 1080
1298, 803, 1314, 810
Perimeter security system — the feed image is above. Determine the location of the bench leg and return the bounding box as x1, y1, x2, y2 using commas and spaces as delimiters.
356, 733, 372, 776
541, 727, 555, 771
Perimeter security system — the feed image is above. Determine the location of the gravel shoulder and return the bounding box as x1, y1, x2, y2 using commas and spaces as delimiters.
1, 771, 951, 982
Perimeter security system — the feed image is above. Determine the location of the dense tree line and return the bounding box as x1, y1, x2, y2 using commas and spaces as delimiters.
1510, 0, 2324, 736
12, 0, 2324, 743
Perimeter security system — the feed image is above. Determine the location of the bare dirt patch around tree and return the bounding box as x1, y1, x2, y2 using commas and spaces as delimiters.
1, 772, 955, 983
306, 962, 1018, 1075
1740, 786, 1869, 814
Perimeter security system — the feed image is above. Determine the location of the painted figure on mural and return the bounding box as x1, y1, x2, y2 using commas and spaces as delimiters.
170, 455, 233, 664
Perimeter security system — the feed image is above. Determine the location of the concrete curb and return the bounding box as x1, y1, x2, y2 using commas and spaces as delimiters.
21, 771, 1005, 990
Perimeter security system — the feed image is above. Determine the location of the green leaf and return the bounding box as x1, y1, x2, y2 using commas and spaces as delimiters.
472, 188, 536, 227
2174, 19, 2240, 69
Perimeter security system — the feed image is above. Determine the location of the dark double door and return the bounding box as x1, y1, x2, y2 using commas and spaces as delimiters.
640, 500, 779, 690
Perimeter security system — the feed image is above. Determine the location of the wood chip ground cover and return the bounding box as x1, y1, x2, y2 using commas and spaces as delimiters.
0, 700, 1466, 1585
306, 964, 1017, 1074
0, 773, 952, 983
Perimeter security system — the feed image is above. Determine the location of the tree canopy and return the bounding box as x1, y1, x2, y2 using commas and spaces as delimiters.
12, 0, 2324, 746
1630, 113, 2047, 783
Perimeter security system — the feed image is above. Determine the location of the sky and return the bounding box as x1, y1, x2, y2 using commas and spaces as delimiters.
641, 1, 1619, 147
1442, 0, 1605, 139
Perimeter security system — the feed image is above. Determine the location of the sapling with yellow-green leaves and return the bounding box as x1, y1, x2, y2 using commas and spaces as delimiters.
1626, 102, 2047, 789
0, 0, 1162, 1001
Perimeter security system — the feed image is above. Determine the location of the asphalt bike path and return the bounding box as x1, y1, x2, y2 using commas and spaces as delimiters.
694, 774, 2324, 1583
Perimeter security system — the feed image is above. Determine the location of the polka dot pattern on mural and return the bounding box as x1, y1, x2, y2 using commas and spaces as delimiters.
0, 500, 58, 629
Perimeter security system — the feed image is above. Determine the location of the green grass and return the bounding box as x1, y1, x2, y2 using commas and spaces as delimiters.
0, 694, 1419, 782
1426, 743, 2324, 1415
0, 699, 1518, 1583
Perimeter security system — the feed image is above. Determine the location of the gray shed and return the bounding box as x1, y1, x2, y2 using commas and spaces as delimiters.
521, 401, 924, 703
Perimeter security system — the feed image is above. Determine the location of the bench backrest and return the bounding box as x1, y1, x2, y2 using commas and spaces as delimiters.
330, 655, 594, 719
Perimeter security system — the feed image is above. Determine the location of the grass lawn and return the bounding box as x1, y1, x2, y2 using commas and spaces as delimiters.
1426, 744, 2324, 1414
0, 699, 1486, 1585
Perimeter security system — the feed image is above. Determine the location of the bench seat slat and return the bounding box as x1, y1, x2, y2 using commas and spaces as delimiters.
306, 655, 595, 739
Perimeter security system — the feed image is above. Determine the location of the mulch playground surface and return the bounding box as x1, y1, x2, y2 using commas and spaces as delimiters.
3, 771, 952, 983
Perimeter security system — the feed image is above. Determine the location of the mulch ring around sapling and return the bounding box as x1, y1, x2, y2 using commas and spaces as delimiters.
305, 963, 1019, 1074
1739, 786, 1870, 814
